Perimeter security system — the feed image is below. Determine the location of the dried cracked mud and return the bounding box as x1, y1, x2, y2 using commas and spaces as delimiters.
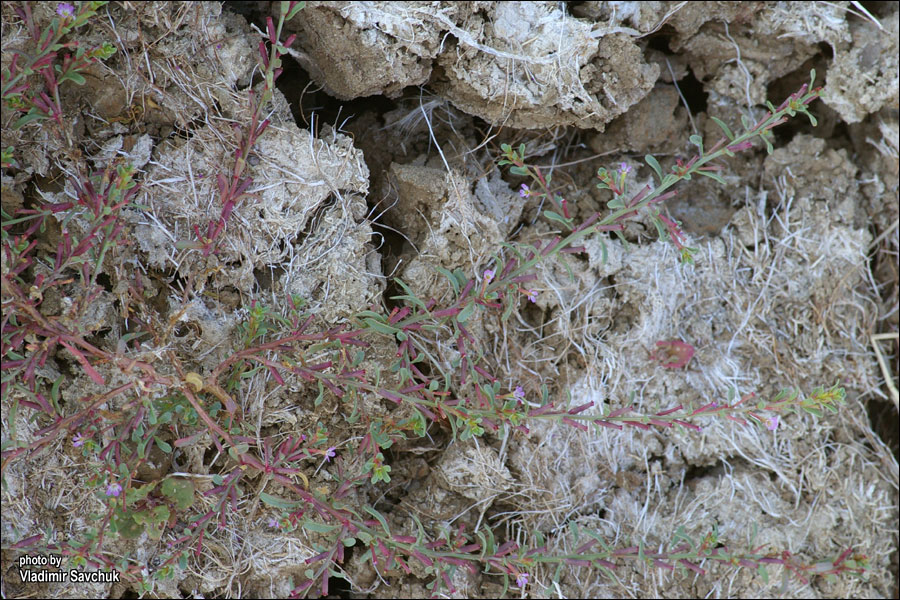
2, 2, 898, 598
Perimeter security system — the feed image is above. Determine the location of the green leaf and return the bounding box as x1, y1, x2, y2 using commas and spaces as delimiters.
13, 111, 47, 129
710, 116, 735, 141
372, 464, 391, 483
136, 437, 148, 459
453, 268, 468, 288
394, 279, 426, 309
161, 478, 194, 510
564, 254, 575, 281
435, 265, 460, 294
689, 134, 703, 154
314, 380, 325, 406
50, 375, 64, 414
543, 210, 573, 228
125, 482, 157, 505
285, 0, 306, 19
801, 405, 823, 417
500, 573, 510, 597
302, 520, 339, 534
59, 70, 86, 86
364, 318, 399, 336
645, 154, 663, 182
696, 170, 726, 185
154, 436, 172, 453
479, 527, 496, 556
95, 42, 116, 60
364, 505, 391, 536
356, 310, 384, 320
135, 507, 168, 529
501, 294, 515, 322
410, 513, 426, 545
228, 442, 250, 463
499, 240, 525, 261
568, 521, 581, 538
111, 509, 144, 539
509, 165, 529, 176
670, 525, 694, 549
457, 302, 475, 323
607, 196, 625, 210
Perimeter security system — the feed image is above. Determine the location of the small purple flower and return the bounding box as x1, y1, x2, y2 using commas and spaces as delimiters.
519, 183, 530, 198
619, 162, 631, 174
324, 446, 336, 462
526, 289, 537, 303
267, 517, 279, 528
106, 482, 122, 497
483, 269, 495, 283
56, 3, 75, 18
73, 434, 86, 447
513, 386, 525, 399
516, 572, 529, 588
766, 416, 779, 431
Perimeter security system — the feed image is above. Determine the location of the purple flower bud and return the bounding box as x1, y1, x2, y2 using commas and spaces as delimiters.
513, 386, 525, 399
619, 162, 631, 174
727, 140, 754, 152
325, 446, 336, 462
516, 572, 529, 588
106, 482, 122, 497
